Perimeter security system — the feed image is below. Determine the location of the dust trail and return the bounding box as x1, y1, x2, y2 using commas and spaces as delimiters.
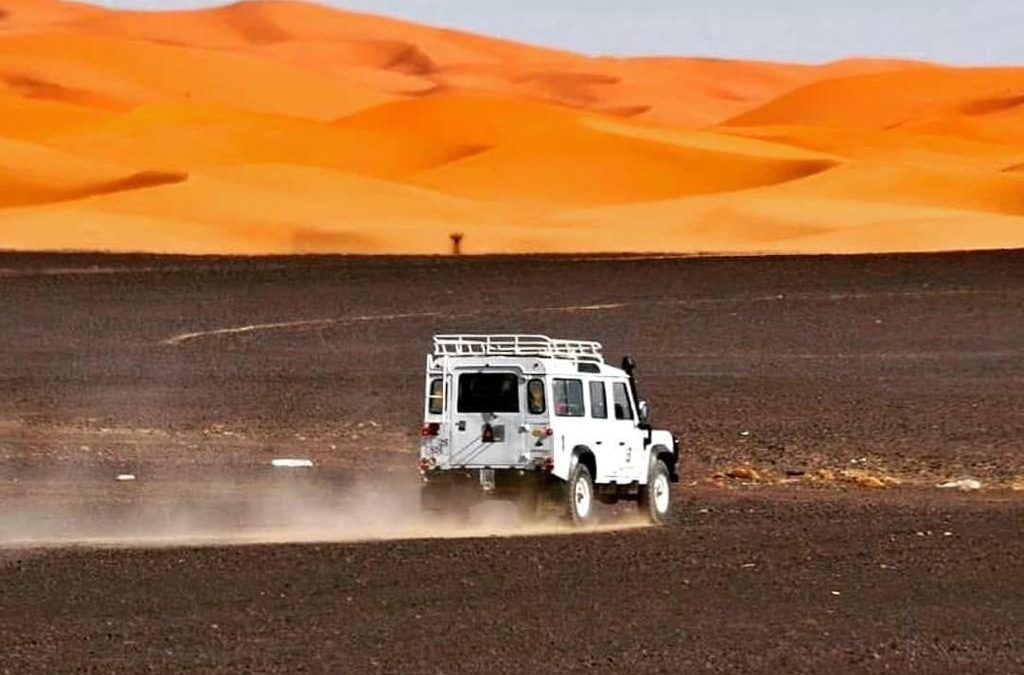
0, 477, 649, 550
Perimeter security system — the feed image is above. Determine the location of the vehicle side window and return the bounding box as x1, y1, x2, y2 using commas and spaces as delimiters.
589, 381, 607, 419
428, 378, 443, 415
552, 379, 585, 417
527, 378, 546, 414
612, 382, 633, 421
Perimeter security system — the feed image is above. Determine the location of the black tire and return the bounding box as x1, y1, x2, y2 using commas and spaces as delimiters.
566, 462, 596, 526
638, 459, 672, 525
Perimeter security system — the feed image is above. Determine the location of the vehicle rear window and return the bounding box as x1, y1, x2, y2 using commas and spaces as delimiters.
427, 378, 444, 415
457, 373, 520, 413
553, 379, 585, 417
612, 382, 633, 420
589, 381, 607, 419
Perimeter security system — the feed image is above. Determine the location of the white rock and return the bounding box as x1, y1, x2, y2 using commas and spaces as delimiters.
271, 458, 313, 468
937, 478, 982, 491
115, 474, 136, 481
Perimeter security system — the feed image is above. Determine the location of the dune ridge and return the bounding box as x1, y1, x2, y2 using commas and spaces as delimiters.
0, 0, 1023, 254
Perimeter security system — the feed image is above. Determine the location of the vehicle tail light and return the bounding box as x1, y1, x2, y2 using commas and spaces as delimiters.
417, 456, 437, 473
542, 456, 554, 472
481, 423, 495, 443
544, 427, 554, 437
420, 422, 440, 438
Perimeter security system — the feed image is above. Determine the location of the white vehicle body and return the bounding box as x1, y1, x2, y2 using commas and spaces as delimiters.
418, 335, 678, 512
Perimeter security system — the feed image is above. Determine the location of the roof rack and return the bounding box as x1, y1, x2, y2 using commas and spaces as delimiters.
433, 334, 604, 364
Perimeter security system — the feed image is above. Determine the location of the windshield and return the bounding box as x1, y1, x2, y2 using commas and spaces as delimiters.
457, 373, 520, 413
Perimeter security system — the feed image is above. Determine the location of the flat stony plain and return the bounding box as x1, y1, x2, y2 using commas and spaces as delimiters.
1, 250, 1022, 673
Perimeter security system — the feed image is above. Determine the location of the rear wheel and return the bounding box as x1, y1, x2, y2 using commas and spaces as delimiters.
639, 459, 672, 525
566, 462, 596, 526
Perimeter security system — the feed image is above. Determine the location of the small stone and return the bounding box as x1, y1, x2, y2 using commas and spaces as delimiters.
937, 478, 982, 491
724, 465, 761, 482
813, 468, 837, 483
271, 458, 313, 468
842, 469, 899, 489
852, 474, 886, 489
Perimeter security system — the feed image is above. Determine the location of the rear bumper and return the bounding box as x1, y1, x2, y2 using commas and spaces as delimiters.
421, 467, 559, 495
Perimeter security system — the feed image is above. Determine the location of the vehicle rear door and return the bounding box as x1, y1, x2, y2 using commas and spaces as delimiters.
447, 370, 525, 468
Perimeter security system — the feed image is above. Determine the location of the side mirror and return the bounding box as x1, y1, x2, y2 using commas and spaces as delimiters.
638, 400, 650, 424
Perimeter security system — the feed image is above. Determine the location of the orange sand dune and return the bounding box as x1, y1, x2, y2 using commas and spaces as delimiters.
0, 31, 394, 118
0, 0, 105, 31
726, 67, 1024, 132
379, 96, 834, 207
46, 103, 480, 178
1, 0, 1023, 255
0, 136, 184, 207
13, 0, 912, 125
0, 164, 510, 254
0, 89, 110, 142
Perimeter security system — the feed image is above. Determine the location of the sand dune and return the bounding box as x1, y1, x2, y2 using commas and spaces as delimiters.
0, 0, 1022, 254
0, 164, 512, 253
0, 31, 394, 118
722, 125, 1024, 170
0, 136, 184, 207
0, 0, 105, 31
46, 103, 480, 177
726, 67, 1024, 132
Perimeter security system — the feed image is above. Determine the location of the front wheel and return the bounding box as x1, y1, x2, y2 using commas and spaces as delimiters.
638, 459, 672, 525
566, 462, 596, 526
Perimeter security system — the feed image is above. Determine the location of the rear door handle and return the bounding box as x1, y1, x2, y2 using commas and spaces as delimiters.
595, 441, 603, 445
457, 421, 466, 431
618, 442, 626, 446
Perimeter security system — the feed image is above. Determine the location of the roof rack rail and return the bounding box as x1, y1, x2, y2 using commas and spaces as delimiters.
433, 334, 604, 364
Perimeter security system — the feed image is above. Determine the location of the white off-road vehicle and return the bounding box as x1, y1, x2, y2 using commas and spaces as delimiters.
418, 334, 679, 525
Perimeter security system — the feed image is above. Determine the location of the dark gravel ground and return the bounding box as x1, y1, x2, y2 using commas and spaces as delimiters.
1, 250, 1023, 673
2, 489, 1022, 674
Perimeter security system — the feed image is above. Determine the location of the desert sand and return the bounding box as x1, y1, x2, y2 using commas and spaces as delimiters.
1, 0, 1022, 254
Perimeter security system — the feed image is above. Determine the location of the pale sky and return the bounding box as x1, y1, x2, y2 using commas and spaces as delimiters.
92, 0, 1024, 64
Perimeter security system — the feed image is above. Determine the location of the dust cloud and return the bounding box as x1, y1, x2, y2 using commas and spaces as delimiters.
0, 476, 647, 549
